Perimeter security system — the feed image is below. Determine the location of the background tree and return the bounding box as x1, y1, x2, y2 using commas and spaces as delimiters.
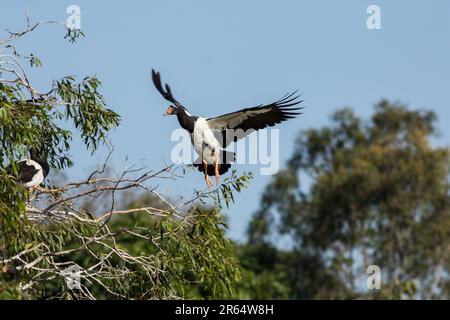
246, 101, 450, 299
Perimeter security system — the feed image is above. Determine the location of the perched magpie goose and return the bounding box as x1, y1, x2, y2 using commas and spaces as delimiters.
9, 148, 49, 189
152, 69, 303, 189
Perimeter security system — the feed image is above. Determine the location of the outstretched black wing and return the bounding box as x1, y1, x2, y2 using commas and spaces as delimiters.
151, 69, 185, 109
207, 92, 304, 147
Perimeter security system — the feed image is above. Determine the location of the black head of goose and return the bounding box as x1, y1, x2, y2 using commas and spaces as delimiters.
151, 69, 304, 190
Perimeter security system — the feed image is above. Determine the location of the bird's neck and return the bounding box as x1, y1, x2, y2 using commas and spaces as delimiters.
176, 109, 196, 132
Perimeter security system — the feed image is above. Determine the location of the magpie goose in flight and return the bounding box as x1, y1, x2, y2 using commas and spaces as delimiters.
9, 148, 49, 190
151, 69, 303, 189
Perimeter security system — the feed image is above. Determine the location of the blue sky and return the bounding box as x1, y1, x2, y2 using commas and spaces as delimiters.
2, 1, 449, 242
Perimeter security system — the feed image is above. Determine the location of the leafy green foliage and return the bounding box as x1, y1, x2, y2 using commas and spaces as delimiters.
233, 243, 291, 299
29, 54, 42, 67
0, 25, 120, 238
19, 193, 241, 300
64, 28, 85, 44
56, 75, 120, 151
0, 21, 248, 300
218, 170, 253, 209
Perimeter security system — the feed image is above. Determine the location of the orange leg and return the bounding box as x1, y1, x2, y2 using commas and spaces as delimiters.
203, 160, 212, 190
214, 153, 220, 186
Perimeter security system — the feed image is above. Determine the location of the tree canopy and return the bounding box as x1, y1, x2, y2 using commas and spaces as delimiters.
246, 101, 450, 299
